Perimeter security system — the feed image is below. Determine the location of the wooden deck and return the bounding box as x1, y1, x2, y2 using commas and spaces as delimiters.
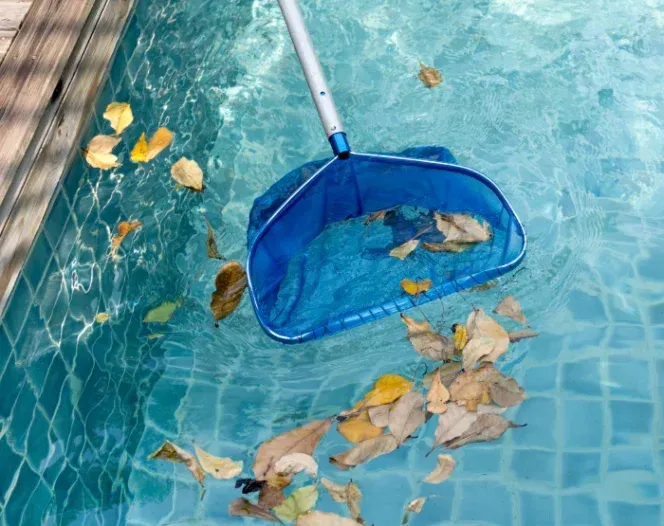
0, 1, 32, 63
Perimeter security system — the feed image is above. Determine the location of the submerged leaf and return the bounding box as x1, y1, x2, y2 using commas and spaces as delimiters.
422, 241, 469, 253
364, 210, 387, 225
400, 278, 432, 295
171, 157, 204, 191
368, 404, 392, 427
452, 324, 468, 353
470, 280, 498, 292
146, 127, 173, 161
494, 295, 527, 325
401, 314, 455, 361
338, 410, 384, 443
406, 497, 426, 513
111, 220, 141, 254
431, 403, 478, 453
143, 299, 180, 324
424, 454, 456, 483
274, 453, 318, 478
388, 391, 426, 444
210, 261, 247, 322
434, 213, 491, 243
466, 308, 509, 364
360, 374, 414, 408
274, 485, 318, 522
193, 444, 243, 479
296, 511, 362, 526
94, 312, 110, 323
320, 479, 363, 522
418, 60, 442, 88
390, 239, 419, 260
330, 434, 398, 470
509, 329, 539, 342
444, 413, 524, 449
426, 370, 450, 414
423, 362, 463, 388
87, 134, 121, 154
103, 102, 133, 134
259, 485, 286, 509
228, 498, 279, 522
130, 132, 148, 162
85, 150, 120, 170
148, 441, 204, 485
205, 217, 223, 260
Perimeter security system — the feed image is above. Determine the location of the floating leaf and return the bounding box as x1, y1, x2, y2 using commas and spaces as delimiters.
466, 308, 510, 364
462, 336, 496, 372
508, 329, 539, 342
146, 127, 173, 161
388, 391, 426, 444
424, 454, 456, 483
449, 363, 526, 408
418, 60, 442, 88
390, 239, 419, 260
296, 511, 362, 526
401, 314, 455, 361
94, 312, 110, 323
338, 410, 384, 443
368, 404, 392, 427
103, 102, 133, 134
171, 157, 204, 191
148, 441, 204, 485
364, 210, 386, 225
452, 324, 467, 353
422, 241, 469, 253
85, 150, 120, 170
400, 278, 432, 295
193, 444, 243, 479
143, 299, 180, 324
330, 434, 398, 470
130, 132, 148, 162
406, 497, 426, 513
470, 280, 498, 292
274, 453, 318, 478
254, 418, 333, 484
426, 370, 450, 414
430, 403, 478, 453
228, 498, 279, 522
423, 362, 463, 388
434, 213, 491, 243
210, 261, 247, 322
444, 413, 524, 449
320, 479, 363, 522
494, 295, 527, 325
274, 485, 318, 522
87, 134, 121, 154
259, 485, 286, 509
111, 220, 141, 255
205, 217, 223, 260
360, 374, 414, 408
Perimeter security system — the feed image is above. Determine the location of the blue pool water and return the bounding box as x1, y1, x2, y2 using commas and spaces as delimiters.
2, 0, 664, 524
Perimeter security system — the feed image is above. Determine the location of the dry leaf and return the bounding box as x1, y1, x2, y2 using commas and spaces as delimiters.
368, 404, 392, 428
388, 391, 425, 443
321, 479, 350, 502
424, 454, 456, 483
210, 261, 247, 322
452, 324, 468, 353
296, 511, 362, 526
400, 278, 432, 295
205, 217, 223, 260
406, 497, 426, 513
148, 441, 204, 485
449, 363, 524, 409
423, 362, 463, 388
434, 213, 491, 243
259, 485, 286, 509
444, 413, 524, 449
338, 411, 384, 443
488, 375, 526, 408
430, 403, 478, 453
462, 337, 496, 371
171, 157, 204, 191
103, 102, 133, 134
274, 453, 318, 478
111, 220, 141, 255
422, 241, 469, 253
320, 479, 363, 523
390, 239, 419, 260
476, 404, 507, 414
229, 498, 279, 522
364, 210, 386, 225
401, 314, 455, 361
418, 60, 442, 88
87, 134, 121, 154
94, 312, 110, 323
193, 444, 243, 479
143, 299, 180, 324
426, 370, 450, 414
509, 329, 539, 342
254, 418, 333, 483
330, 434, 398, 470
494, 295, 527, 325
274, 485, 318, 522
130, 132, 148, 162
466, 308, 510, 364
146, 127, 173, 161
360, 374, 414, 408
84, 150, 120, 170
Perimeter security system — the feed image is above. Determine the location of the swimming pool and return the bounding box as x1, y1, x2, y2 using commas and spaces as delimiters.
1, 0, 664, 523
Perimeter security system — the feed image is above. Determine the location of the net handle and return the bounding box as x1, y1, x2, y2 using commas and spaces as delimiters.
277, 0, 351, 158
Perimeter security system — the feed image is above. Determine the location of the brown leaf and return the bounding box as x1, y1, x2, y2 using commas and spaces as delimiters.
388, 392, 426, 443
259, 485, 286, 509
320, 480, 363, 523
406, 497, 426, 513
229, 498, 279, 522
111, 220, 142, 256
423, 454, 456, 483
364, 210, 387, 225
422, 241, 469, 253
418, 60, 443, 88
494, 295, 527, 325
401, 314, 455, 361
330, 434, 398, 470
466, 308, 509, 364
508, 329, 539, 342
148, 441, 205, 486
296, 511, 363, 526
254, 418, 333, 483
210, 261, 247, 322
423, 362, 463, 388
489, 376, 526, 408
390, 239, 419, 260
461, 337, 496, 372
205, 217, 223, 260
469, 280, 498, 292
171, 157, 204, 191
434, 213, 491, 243
449, 363, 524, 410
87, 134, 121, 154
368, 404, 392, 428
426, 370, 450, 414
443, 413, 524, 449
430, 403, 478, 453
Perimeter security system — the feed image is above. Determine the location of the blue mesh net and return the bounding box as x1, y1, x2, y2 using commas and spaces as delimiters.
247, 146, 526, 343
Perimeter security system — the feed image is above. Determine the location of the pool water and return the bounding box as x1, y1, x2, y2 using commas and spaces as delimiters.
2, 0, 664, 524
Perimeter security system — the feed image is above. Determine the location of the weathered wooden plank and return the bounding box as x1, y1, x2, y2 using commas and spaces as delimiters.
0, 30, 15, 60
0, 2, 32, 31
0, 0, 135, 313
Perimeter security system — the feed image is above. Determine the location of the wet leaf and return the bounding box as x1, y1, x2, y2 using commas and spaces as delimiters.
143, 299, 180, 324
388, 391, 425, 443
508, 329, 539, 343
466, 308, 509, 364
430, 403, 478, 453
193, 444, 243, 479
84, 150, 120, 170
469, 280, 498, 292
360, 374, 414, 408
111, 220, 141, 255
364, 210, 386, 225
418, 60, 442, 88
146, 127, 173, 161
274, 485, 318, 522
406, 497, 426, 513
147, 333, 164, 340
434, 213, 491, 243
423, 362, 463, 388
171, 157, 204, 191
488, 375, 526, 408
494, 295, 527, 325
338, 410, 384, 443
476, 404, 507, 414
94, 312, 110, 323
422, 241, 469, 253
148, 441, 204, 485
210, 261, 247, 322
443, 413, 524, 449
400, 278, 432, 295
228, 498, 279, 522
274, 453, 318, 478
390, 239, 419, 260
321, 479, 363, 523
259, 485, 286, 509
254, 418, 333, 483
462, 336, 496, 372
368, 404, 392, 427
296, 511, 362, 526
449, 363, 524, 409
87, 134, 121, 154
426, 370, 450, 414
130, 132, 148, 162
401, 314, 455, 361
423, 454, 456, 483
330, 434, 398, 470
205, 217, 223, 260
103, 102, 133, 135
452, 324, 467, 353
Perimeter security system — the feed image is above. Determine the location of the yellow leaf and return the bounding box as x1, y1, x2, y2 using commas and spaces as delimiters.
337, 410, 384, 443
210, 261, 247, 322
103, 102, 133, 135
94, 312, 110, 323
111, 220, 141, 255
130, 132, 148, 162
400, 278, 432, 295
426, 369, 450, 414
148, 441, 204, 486
273, 486, 318, 522
362, 374, 414, 408
418, 60, 443, 88
143, 299, 181, 324
452, 323, 468, 352
87, 134, 121, 154
146, 127, 173, 161
171, 157, 204, 192
85, 150, 120, 170
389, 239, 419, 260
147, 333, 164, 340
193, 444, 243, 479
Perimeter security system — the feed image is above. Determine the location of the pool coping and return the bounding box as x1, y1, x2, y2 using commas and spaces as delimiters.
0, 0, 136, 316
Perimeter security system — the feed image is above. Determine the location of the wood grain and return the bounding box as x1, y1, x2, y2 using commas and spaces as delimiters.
0, 1, 32, 63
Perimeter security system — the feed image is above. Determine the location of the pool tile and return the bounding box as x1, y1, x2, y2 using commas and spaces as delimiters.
26, 409, 50, 472
608, 356, 651, 399
513, 397, 557, 449
562, 452, 601, 488
24, 353, 54, 396
562, 358, 602, 396
0, 437, 23, 504
23, 231, 53, 292
609, 325, 646, 349
7, 384, 37, 452
0, 353, 27, 419
54, 215, 80, 268
608, 448, 654, 473
21, 480, 53, 525
0, 324, 12, 369
608, 502, 660, 526
2, 463, 39, 524
567, 290, 607, 324
459, 481, 513, 525
511, 449, 556, 485
62, 154, 87, 204
561, 494, 601, 525
563, 399, 605, 448
521, 364, 557, 393
566, 326, 607, 352
43, 189, 71, 249
611, 400, 653, 446
520, 491, 555, 526
39, 354, 69, 418
2, 275, 32, 344
460, 446, 502, 475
